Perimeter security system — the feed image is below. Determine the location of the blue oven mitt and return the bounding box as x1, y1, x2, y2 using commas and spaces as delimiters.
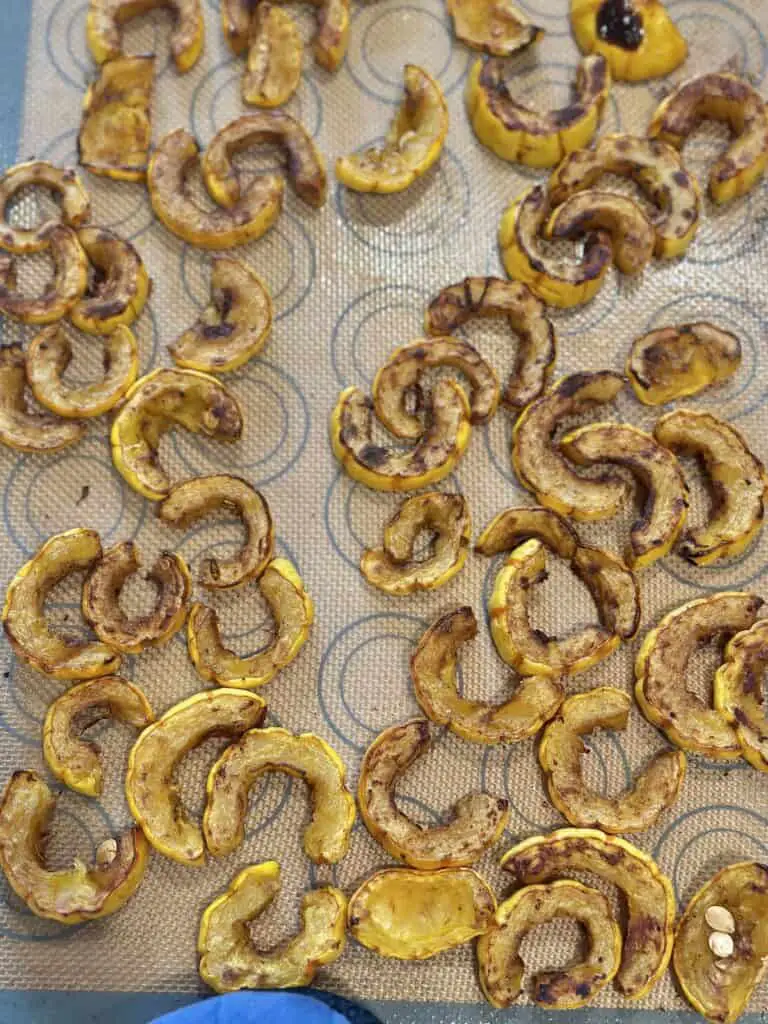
151, 992, 351, 1024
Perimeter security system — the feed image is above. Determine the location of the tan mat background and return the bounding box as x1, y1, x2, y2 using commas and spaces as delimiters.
1, 0, 768, 1011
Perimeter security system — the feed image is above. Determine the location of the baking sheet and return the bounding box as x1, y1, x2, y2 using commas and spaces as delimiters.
2, 0, 768, 1018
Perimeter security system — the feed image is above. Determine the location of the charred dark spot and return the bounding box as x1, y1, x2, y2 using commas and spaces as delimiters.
89, 298, 126, 319
557, 373, 592, 398
597, 0, 644, 50
551, 105, 585, 129
716, 159, 737, 182
575, 982, 592, 998
672, 170, 690, 187
202, 322, 236, 340
359, 444, 390, 468
734, 707, 751, 726
536, 983, 557, 1005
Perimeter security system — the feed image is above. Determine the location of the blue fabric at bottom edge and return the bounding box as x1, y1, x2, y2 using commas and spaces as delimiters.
0, 990, 764, 1024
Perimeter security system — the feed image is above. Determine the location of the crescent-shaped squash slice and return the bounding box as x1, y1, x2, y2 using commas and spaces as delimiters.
0, 344, 86, 451
69, 227, 150, 335
627, 323, 741, 406
715, 619, 768, 773
86, 0, 204, 73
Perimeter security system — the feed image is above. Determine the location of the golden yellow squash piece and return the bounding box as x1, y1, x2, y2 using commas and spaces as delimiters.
148, 129, 283, 250
628, 323, 741, 406
199, 862, 346, 993
425, 277, 556, 410
373, 337, 499, 439
539, 687, 686, 833
654, 410, 768, 565
125, 689, 266, 866
330, 380, 472, 492
0, 225, 87, 325
635, 593, 763, 760
347, 867, 496, 960
476, 504, 577, 559
545, 190, 655, 277
169, 257, 272, 374
110, 368, 244, 501
27, 324, 138, 419
336, 65, 448, 194
70, 227, 150, 335
499, 185, 612, 308
86, 0, 204, 73
674, 861, 768, 1024
243, 5, 303, 108
714, 620, 768, 773
0, 344, 85, 451
477, 880, 622, 1008
78, 55, 154, 182
411, 607, 564, 745
0, 161, 90, 255
512, 370, 628, 520
571, 0, 686, 81
43, 676, 153, 797
648, 72, 768, 204
549, 134, 701, 259
158, 475, 274, 589
560, 422, 689, 568
0, 770, 148, 923
3, 528, 120, 680
203, 113, 327, 209
360, 492, 470, 596
359, 720, 509, 869
490, 539, 619, 676
187, 558, 313, 688
204, 727, 355, 863
447, 0, 542, 55
222, 0, 348, 70
82, 540, 191, 654
467, 54, 609, 168
502, 828, 675, 999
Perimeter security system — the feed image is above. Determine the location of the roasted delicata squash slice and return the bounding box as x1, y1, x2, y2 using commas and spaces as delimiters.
648, 73, 768, 203
548, 134, 701, 259
86, 0, 204, 72
502, 827, 675, 999
330, 380, 472, 492
571, 0, 686, 81
202, 113, 327, 209
0, 344, 85, 451
476, 505, 579, 560
125, 689, 266, 865
78, 55, 154, 182
499, 185, 613, 308
674, 861, 768, 1024
0, 225, 87, 325
545, 190, 655, 276
359, 720, 509, 868
27, 324, 138, 419
110, 368, 244, 501
511, 371, 628, 520
0, 161, 90, 255
222, 0, 348, 70
187, 558, 313, 688
82, 540, 191, 654
242, 6, 303, 109
467, 55, 610, 168
447, 0, 542, 56
3, 528, 120, 680
204, 727, 355, 863
560, 422, 689, 568
158, 475, 274, 589
539, 687, 686, 833
360, 493, 470, 596
627, 323, 741, 406
169, 257, 272, 374
70, 227, 150, 335
425, 277, 556, 410
221, 0, 260, 54
148, 129, 283, 249
490, 539, 620, 676
654, 410, 768, 565
635, 593, 763, 760
348, 867, 496, 960
715, 620, 768, 773
336, 65, 448, 193
43, 676, 153, 797
373, 338, 499, 439
477, 879, 622, 1009
411, 607, 564, 745
0, 770, 148, 923
198, 862, 346, 993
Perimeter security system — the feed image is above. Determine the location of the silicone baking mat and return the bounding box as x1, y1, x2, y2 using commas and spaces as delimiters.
1, 0, 768, 1021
